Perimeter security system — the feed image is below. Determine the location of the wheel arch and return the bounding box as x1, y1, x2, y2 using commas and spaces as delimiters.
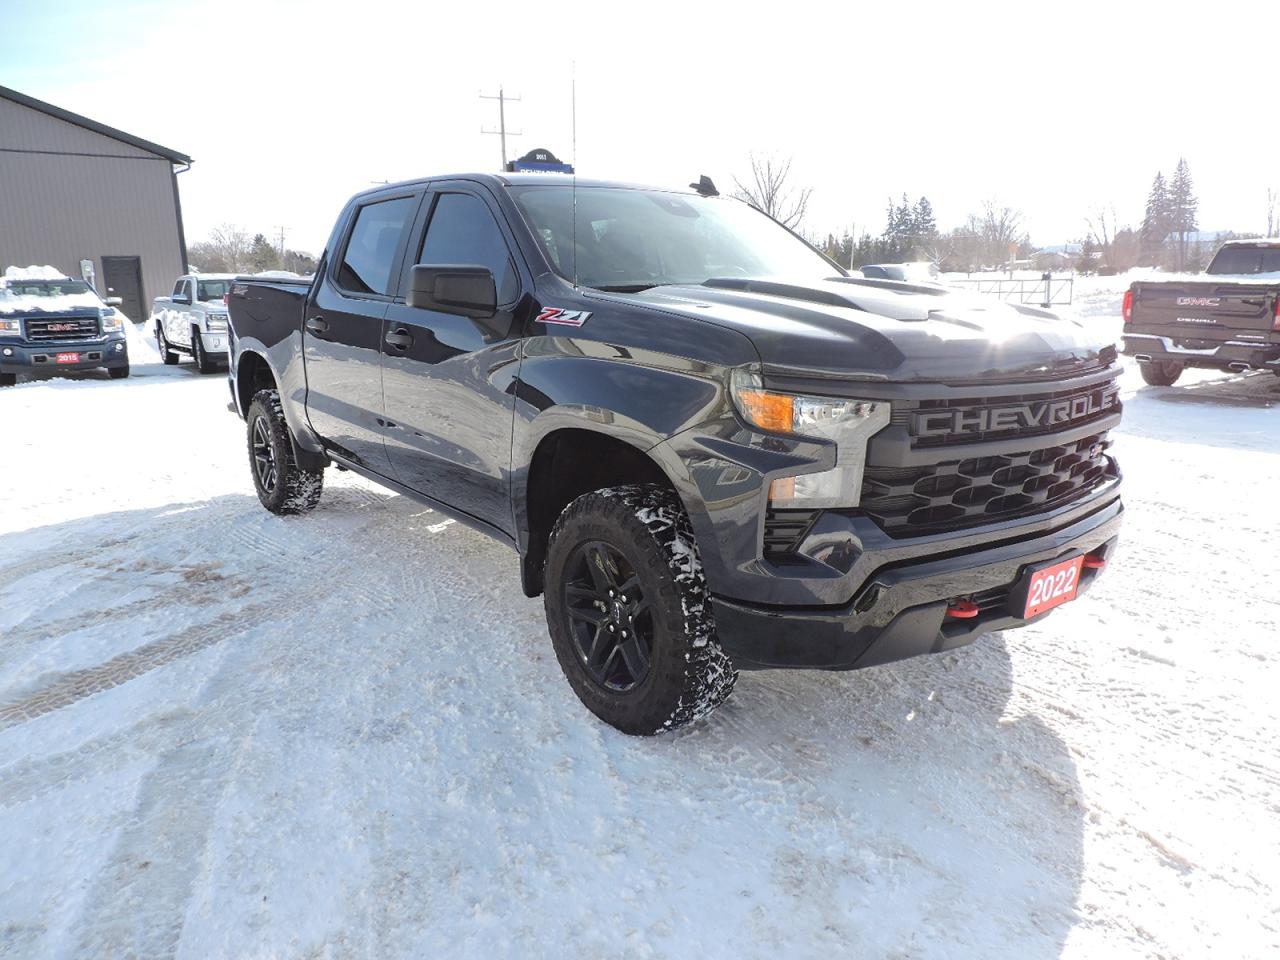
517, 425, 692, 598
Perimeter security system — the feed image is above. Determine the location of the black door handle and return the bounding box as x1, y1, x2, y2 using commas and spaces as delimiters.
305, 317, 329, 335
384, 328, 413, 350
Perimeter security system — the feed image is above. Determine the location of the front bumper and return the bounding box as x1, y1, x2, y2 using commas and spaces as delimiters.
201, 329, 229, 357
0, 336, 129, 373
712, 497, 1122, 670
1122, 333, 1280, 372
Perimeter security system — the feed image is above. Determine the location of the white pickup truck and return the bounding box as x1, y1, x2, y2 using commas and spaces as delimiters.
150, 274, 234, 373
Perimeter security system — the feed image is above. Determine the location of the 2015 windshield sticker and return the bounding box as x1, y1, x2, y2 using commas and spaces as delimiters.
537, 307, 591, 327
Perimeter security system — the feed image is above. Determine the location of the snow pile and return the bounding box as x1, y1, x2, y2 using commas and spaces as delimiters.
3, 264, 69, 281
0, 289, 105, 316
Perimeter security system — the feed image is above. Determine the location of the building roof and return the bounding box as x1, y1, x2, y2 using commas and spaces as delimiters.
0, 84, 192, 165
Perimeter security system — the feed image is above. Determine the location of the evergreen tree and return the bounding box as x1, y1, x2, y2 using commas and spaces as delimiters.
1168, 158, 1198, 271
1139, 172, 1170, 267
248, 234, 281, 273
913, 197, 937, 242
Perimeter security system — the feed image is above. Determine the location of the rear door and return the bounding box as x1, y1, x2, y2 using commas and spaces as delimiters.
380, 184, 526, 533
304, 191, 421, 472
101, 256, 144, 323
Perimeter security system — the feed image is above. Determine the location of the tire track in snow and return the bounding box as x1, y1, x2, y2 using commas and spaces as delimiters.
0, 602, 273, 730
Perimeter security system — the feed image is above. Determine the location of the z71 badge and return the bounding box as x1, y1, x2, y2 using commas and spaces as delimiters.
537, 307, 591, 327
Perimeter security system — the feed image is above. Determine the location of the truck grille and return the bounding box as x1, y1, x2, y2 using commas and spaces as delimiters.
861, 431, 1117, 537
894, 377, 1121, 450
23, 316, 100, 342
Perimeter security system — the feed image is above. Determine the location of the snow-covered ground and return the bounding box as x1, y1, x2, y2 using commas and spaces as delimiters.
2, 296, 1278, 959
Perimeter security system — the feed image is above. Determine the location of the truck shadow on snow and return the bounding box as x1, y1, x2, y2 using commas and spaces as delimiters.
1, 492, 1084, 958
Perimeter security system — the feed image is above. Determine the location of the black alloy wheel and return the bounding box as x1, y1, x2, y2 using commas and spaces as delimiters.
562, 540, 655, 692
251, 414, 278, 495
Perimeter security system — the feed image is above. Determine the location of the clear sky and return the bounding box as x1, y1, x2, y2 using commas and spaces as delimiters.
4, 0, 1276, 255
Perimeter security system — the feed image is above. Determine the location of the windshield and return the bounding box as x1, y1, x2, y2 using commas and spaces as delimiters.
197, 279, 232, 301
509, 185, 838, 291
1206, 246, 1280, 275
1, 280, 93, 298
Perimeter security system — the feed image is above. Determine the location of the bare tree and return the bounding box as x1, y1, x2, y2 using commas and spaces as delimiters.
189, 224, 252, 273
733, 154, 812, 230
978, 201, 1027, 268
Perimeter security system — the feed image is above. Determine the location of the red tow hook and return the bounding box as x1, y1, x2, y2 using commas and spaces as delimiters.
945, 600, 980, 619
1082, 555, 1107, 570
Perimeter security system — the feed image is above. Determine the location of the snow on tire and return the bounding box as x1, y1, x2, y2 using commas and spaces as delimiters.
544, 483, 737, 735
245, 389, 324, 515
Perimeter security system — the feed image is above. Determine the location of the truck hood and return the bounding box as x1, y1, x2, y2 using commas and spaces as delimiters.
625, 277, 1113, 383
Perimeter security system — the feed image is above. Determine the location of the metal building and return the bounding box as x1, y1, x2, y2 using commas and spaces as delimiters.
0, 84, 191, 323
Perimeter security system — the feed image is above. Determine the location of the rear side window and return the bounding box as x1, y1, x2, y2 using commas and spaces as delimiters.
172, 279, 186, 297
1207, 246, 1280, 275
337, 196, 417, 296
417, 193, 518, 304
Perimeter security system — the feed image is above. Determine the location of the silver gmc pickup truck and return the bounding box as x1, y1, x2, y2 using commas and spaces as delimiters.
150, 274, 234, 373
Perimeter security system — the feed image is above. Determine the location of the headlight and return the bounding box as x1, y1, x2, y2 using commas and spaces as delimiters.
206, 313, 228, 332
99, 307, 123, 332
0, 317, 19, 335
730, 368, 890, 508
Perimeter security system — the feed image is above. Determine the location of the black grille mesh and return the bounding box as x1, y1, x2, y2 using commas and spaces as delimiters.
861, 432, 1116, 537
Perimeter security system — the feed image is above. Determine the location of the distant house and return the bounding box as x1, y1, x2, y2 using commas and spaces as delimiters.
1031, 250, 1073, 271
0, 85, 191, 322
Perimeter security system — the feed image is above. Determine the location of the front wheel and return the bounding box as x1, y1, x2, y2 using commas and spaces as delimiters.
0, 373, 15, 387
107, 364, 129, 380
544, 484, 736, 735
1139, 359, 1183, 386
192, 329, 217, 374
156, 325, 179, 365
245, 389, 323, 515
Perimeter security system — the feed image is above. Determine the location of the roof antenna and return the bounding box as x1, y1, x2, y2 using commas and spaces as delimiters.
571, 64, 578, 291
690, 175, 719, 197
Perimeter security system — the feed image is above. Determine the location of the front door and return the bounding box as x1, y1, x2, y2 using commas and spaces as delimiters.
381, 187, 525, 534
102, 256, 144, 322
303, 191, 420, 473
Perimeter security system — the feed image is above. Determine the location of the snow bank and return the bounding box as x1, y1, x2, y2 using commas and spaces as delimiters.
3, 264, 68, 281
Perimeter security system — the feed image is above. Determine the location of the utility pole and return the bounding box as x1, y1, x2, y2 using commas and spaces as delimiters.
274, 226, 286, 261
481, 86, 522, 170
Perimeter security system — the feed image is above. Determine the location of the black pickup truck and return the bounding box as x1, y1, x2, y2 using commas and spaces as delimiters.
227, 173, 1123, 735
1122, 239, 1280, 385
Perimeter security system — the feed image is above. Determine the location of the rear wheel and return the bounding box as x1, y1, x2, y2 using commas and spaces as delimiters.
245, 388, 324, 515
543, 484, 736, 735
1139, 359, 1183, 386
156, 325, 179, 365
192, 328, 217, 374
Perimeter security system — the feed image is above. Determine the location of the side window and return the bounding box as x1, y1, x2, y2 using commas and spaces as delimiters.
417, 193, 518, 304
172, 279, 186, 298
336, 196, 417, 296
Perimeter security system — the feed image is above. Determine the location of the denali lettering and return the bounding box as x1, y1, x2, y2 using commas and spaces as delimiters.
913, 384, 1120, 438
1175, 317, 1218, 324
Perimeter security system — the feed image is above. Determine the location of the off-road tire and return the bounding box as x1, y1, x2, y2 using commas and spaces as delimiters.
156, 326, 179, 365
246, 388, 323, 515
192, 327, 217, 374
544, 484, 736, 735
107, 364, 129, 380
1139, 359, 1183, 386
0, 373, 16, 387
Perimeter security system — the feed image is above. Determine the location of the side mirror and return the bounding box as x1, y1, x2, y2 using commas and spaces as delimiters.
408, 264, 496, 317
408, 264, 508, 339
105, 296, 123, 306
174, 294, 191, 305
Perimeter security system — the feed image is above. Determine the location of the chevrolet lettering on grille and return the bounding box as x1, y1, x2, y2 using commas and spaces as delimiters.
912, 384, 1121, 440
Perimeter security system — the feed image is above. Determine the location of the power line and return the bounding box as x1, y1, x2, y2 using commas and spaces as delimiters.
480, 86, 522, 170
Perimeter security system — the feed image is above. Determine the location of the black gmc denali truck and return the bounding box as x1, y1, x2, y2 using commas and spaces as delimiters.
1122, 239, 1280, 385
227, 173, 1123, 734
